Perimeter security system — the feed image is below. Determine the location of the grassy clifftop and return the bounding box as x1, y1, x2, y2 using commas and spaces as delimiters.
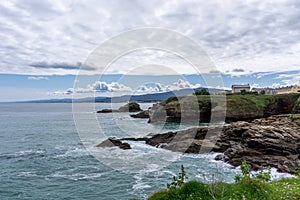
158, 93, 300, 123
225, 93, 300, 121
147, 178, 300, 200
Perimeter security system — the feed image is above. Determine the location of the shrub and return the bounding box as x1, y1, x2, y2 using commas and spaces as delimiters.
194, 89, 210, 95
148, 161, 297, 200
235, 161, 271, 183
167, 165, 188, 189
166, 96, 178, 103
292, 160, 300, 176
235, 161, 251, 183
256, 166, 271, 182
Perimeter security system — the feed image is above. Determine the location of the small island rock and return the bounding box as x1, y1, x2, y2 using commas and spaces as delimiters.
96, 137, 131, 150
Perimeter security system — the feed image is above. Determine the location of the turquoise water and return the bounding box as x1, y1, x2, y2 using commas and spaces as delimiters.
0, 103, 288, 199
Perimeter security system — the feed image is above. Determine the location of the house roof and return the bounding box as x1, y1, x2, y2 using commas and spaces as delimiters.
231, 84, 250, 88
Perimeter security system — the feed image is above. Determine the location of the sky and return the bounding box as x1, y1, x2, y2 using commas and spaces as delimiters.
0, 0, 300, 101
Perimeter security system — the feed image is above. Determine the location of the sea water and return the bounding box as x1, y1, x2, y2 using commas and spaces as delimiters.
0, 103, 293, 200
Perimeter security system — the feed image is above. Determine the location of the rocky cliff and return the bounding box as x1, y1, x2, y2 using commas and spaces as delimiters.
124, 114, 300, 173
148, 94, 300, 123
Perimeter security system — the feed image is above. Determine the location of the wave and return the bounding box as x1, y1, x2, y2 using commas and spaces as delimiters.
53, 146, 89, 158
0, 149, 45, 160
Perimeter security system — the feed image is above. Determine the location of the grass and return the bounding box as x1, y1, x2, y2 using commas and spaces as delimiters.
164, 93, 300, 119
146, 162, 300, 200
147, 177, 300, 200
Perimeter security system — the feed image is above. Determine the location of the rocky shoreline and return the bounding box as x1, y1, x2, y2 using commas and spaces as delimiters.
98, 114, 300, 174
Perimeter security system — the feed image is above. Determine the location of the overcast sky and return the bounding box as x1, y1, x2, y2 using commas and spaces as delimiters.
0, 0, 299, 101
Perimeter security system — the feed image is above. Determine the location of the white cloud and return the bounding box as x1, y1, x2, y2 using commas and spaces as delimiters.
89, 81, 132, 93
271, 83, 282, 88
0, 0, 300, 76
251, 83, 260, 88
50, 88, 74, 96
135, 79, 201, 94
275, 72, 300, 86
50, 81, 132, 96
27, 76, 48, 80
50, 79, 201, 96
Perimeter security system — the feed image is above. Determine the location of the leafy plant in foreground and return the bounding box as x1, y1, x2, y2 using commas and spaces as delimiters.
167, 165, 188, 190
235, 161, 271, 183
235, 160, 251, 183
256, 166, 271, 182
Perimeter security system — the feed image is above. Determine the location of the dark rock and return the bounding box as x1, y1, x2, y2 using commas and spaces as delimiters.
292, 98, 300, 114
97, 102, 142, 113
136, 114, 300, 173
148, 103, 167, 123
130, 110, 149, 118
121, 137, 148, 142
118, 102, 142, 112
215, 154, 227, 161
96, 137, 131, 150
97, 109, 118, 113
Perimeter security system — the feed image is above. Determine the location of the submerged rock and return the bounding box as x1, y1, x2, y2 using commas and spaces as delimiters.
97, 109, 118, 113
130, 110, 150, 118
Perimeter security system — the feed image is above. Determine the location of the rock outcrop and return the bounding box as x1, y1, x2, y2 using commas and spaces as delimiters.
124, 114, 300, 173
96, 137, 131, 150
148, 94, 300, 123
130, 110, 150, 118
97, 102, 142, 113
218, 115, 300, 173
292, 98, 300, 114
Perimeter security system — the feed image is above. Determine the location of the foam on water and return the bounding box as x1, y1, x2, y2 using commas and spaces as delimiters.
0, 103, 297, 200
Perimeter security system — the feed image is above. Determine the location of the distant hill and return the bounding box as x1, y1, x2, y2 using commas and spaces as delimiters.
19, 87, 229, 103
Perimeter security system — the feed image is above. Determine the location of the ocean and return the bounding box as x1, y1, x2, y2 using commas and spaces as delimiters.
0, 103, 292, 200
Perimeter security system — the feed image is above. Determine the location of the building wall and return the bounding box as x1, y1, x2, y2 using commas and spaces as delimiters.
232, 87, 250, 93
276, 86, 300, 94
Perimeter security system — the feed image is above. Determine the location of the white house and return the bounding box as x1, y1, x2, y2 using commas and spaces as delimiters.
231, 84, 250, 93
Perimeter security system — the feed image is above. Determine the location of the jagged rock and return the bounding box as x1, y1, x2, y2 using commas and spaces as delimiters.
127, 114, 300, 173
220, 115, 300, 173
130, 110, 150, 118
97, 109, 118, 113
97, 102, 142, 113
96, 137, 131, 150
292, 98, 300, 114
148, 103, 167, 123
118, 102, 142, 112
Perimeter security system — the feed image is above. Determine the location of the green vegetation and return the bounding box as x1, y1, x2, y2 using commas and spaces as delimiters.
147, 162, 300, 200
166, 96, 179, 103
167, 165, 188, 189
292, 160, 300, 177
240, 89, 258, 95
194, 89, 210, 96
165, 93, 300, 111
289, 114, 300, 121
163, 93, 300, 120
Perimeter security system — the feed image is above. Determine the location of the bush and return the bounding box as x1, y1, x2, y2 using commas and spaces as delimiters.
194, 89, 210, 95
148, 162, 298, 200
240, 90, 258, 95
167, 165, 188, 189
166, 96, 179, 103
